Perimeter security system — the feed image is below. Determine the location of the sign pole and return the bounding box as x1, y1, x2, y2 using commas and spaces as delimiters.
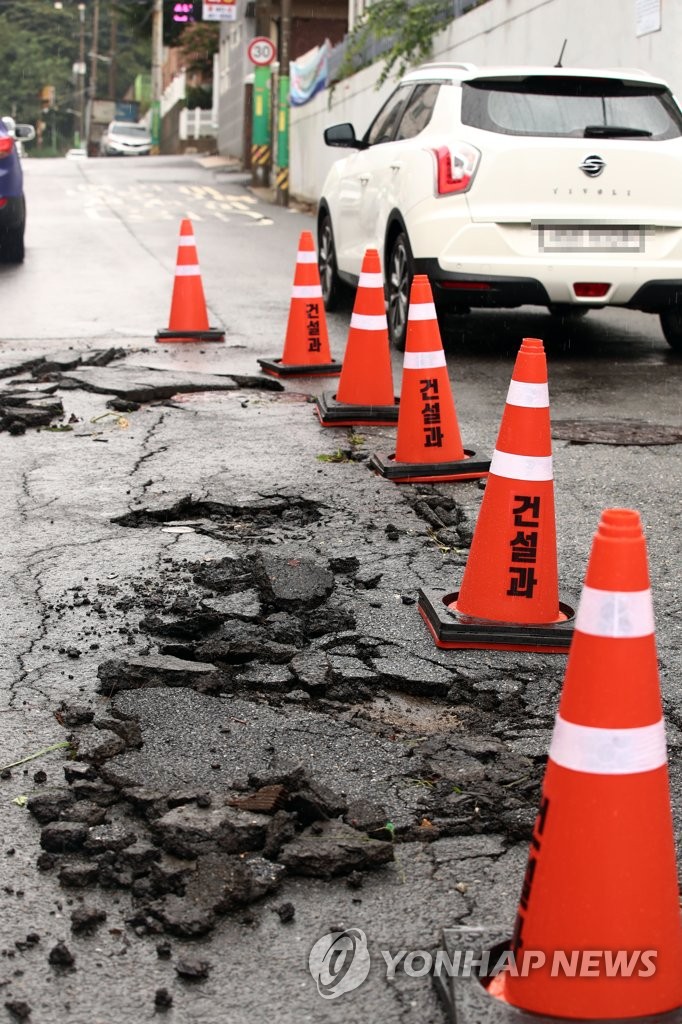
248, 36, 277, 188
276, 74, 289, 205
276, 0, 290, 207
251, 65, 271, 186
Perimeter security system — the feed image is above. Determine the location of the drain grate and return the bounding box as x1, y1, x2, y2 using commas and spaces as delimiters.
552, 419, 682, 446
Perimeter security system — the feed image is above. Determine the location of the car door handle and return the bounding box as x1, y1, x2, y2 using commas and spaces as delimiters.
359, 175, 370, 185
390, 163, 402, 171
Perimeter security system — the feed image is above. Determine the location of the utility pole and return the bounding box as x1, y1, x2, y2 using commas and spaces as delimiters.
151, 0, 163, 153
108, 5, 117, 101
78, 2, 86, 146
89, 0, 100, 101
276, 0, 291, 206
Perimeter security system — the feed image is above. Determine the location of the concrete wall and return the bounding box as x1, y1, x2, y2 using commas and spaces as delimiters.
217, 1, 254, 162
290, 0, 682, 203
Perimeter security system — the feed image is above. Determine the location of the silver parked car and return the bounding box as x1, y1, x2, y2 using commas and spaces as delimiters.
100, 121, 152, 157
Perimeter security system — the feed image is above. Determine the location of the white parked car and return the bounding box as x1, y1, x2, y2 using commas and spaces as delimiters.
100, 120, 151, 157
318, 63, 682, 350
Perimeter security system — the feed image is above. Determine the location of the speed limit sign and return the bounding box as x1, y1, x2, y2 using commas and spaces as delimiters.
248, 37, 277, 66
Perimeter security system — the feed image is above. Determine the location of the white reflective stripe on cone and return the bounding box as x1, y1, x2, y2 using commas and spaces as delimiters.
291, 285, 323, 299
175, 265, 202, 276
489, 449, 553, 481
358, 272, 384, 289
575, 585, 655, 639
350, 313, 387, 331
408, 302, 437, 321
549, 713, 667, 775
177, 238, 196, 247
403, 350, 446, 370
296, 251, 318, 263
506, 380, 550, 408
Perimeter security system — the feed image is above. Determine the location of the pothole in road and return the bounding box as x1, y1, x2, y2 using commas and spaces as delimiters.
112, 494, 322, 541
22, 492, 557, 946
552, 418, 682, 446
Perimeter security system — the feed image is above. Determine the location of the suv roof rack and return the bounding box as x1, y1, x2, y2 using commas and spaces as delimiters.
415, 62, 478, 73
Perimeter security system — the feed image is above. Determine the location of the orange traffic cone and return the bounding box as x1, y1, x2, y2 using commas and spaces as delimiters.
483, 509, 682, 1020
258, 231, 342, 377
418, 336, 575, 652
315, 248, 398, 426
155, 219, 225, 343
368, 275, 488, 482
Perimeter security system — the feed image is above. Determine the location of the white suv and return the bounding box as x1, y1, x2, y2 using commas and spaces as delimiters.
318, 63, 682, 350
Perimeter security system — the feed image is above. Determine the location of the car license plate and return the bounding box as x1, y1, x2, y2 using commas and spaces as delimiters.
538, 226, 644, 253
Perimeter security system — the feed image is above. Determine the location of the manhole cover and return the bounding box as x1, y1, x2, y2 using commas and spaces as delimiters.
552, 419, 682, 446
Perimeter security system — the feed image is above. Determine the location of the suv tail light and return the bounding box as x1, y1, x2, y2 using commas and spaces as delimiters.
432, 143, 480, 195
0, 137, 14, 159
574, 282, 610, 298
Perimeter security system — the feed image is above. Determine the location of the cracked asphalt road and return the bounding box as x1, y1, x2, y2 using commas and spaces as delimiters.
0, 155, 679, 1023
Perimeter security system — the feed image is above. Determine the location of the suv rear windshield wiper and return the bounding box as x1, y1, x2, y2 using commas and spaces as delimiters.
584, 125, 652, 138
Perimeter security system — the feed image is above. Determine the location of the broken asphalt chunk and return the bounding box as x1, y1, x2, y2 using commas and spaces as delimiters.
73, 727, 127, 765
53, 365, 240, 403
28, 790, 74, 825
151, 803, 270, 859
279, 821, 394, 879
97, 655, 222, 696
58, 861, 100, 887
255, 551, 334, 611
4, 1000, 31, 1021
40, 821, 88, 853
70, 906, 107, 933
174, 957, 210, 981
48, 941, 75, 968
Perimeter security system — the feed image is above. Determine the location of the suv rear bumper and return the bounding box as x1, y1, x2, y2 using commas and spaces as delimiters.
416, 259, 551, 308
417, 259, 682, 313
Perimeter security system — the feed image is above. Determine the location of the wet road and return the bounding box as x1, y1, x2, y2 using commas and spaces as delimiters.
0, 154, 680, 1024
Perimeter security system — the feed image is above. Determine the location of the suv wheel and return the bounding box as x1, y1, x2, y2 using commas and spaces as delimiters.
0, 226, 25, 264
659, 309, 682, 352
387, 231, 414, 351
318, 213, 345, 311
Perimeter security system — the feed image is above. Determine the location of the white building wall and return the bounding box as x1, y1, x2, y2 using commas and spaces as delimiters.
217, 1, 253, 160
290, 0, 682, 203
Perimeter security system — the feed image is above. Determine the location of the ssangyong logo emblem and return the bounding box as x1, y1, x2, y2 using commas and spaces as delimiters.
579, 154, 605, 177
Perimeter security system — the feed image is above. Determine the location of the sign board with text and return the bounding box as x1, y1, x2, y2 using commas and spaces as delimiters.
203, 0, 236, 20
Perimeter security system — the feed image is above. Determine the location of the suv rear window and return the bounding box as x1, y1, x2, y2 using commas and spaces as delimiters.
461, 76, 682, 140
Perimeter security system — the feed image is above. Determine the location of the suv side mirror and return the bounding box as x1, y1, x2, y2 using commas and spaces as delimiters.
324, 123, 368, 150
15, 125, 36, 142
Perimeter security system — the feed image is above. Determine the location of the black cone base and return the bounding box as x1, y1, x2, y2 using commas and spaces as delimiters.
315, 391, 399, 426
155, 328, 225, 343
369, 450, 489, 483
258, 358, 342, 378
418, 588, 576, 653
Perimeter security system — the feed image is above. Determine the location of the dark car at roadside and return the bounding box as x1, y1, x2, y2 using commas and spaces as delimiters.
0, 117, 35, 263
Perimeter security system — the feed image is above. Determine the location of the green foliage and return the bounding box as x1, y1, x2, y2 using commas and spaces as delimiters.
177, 21, 219, 77
186, 85, 213, 110
117, 1, 191, 47
339, 0, 455, 87
0, 0, 150, 142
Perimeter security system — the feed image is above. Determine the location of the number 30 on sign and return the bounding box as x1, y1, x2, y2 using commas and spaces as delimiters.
248, 36, 277, 65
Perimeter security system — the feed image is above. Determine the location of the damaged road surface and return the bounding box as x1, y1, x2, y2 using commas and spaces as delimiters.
1, 155, 681, 1024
